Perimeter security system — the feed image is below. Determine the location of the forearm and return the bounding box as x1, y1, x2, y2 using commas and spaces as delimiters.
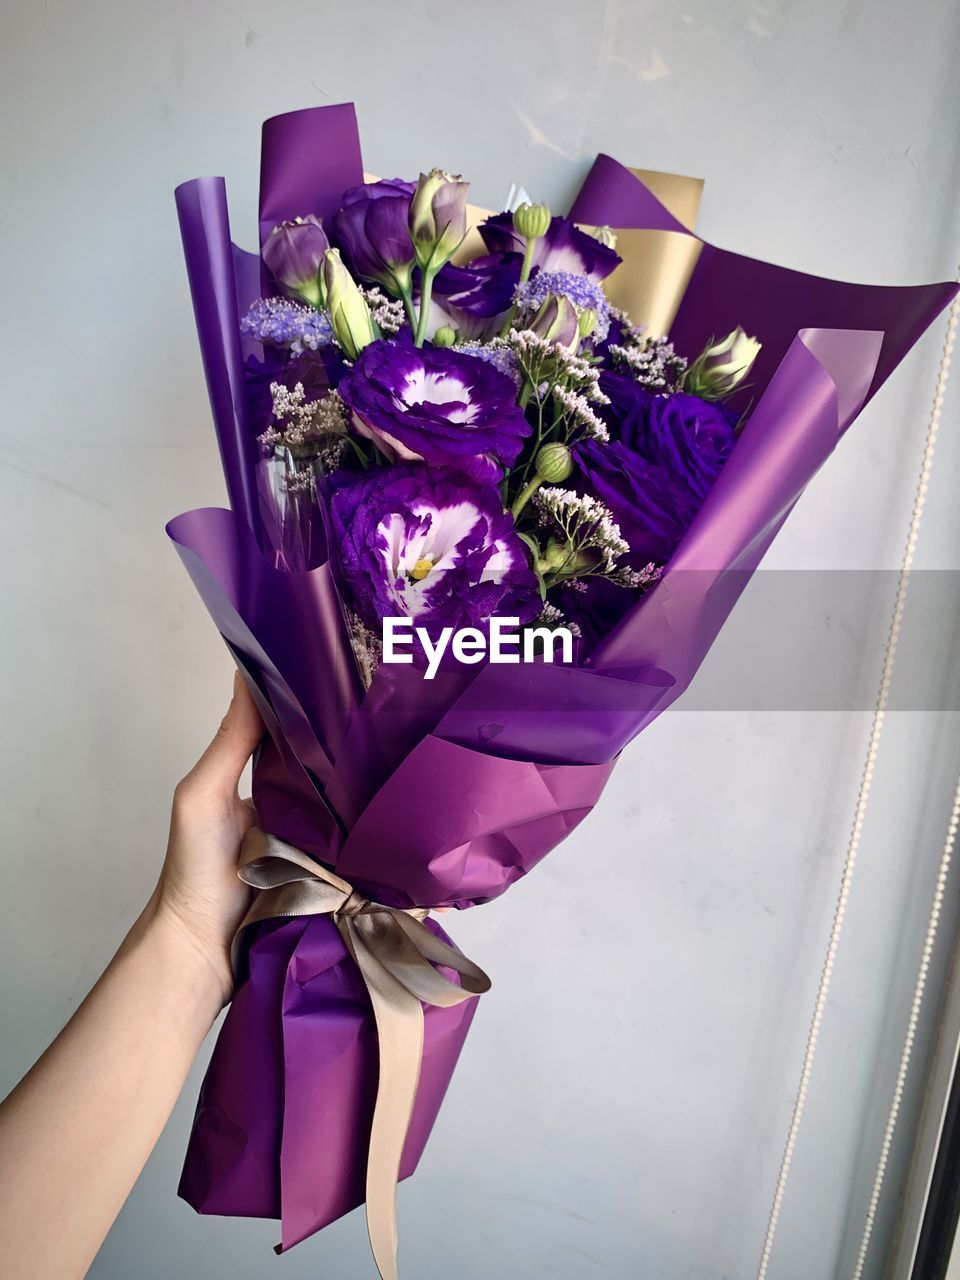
0, 895, 224, 1280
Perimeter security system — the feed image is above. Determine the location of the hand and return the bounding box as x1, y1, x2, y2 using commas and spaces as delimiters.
0, 672, 266, 1280
154, 672, 265, 1005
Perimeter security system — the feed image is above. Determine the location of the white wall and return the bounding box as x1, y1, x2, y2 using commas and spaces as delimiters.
2, 2, 959, 1277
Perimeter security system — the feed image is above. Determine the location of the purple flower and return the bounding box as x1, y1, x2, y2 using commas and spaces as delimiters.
575, 438, 693, 564
577, 376, 738, 562
261, 216, 329, 306
329, 465, 540, 635
601, 374, 737, 493
429, 253, 522, 339
480, 213, 621, 282
642, 391, 738, 503
240, 297, 334, 354
331, 179, 416, 294
338, 339, 531, 482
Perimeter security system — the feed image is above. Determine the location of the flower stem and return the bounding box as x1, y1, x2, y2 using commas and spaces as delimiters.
398, 284, 417, 331
511, 473, 543, 520
498, 235, 539, 339
518, 234, 537, 290
414, 266, 437, 347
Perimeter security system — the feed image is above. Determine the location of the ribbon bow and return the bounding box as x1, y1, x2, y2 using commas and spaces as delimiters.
235, 828, 491, 1280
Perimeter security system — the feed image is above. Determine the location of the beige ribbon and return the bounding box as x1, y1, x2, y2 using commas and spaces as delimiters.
235, 828, 491, 1280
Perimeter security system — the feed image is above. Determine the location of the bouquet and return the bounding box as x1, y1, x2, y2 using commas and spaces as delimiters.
170, 104, 956, 1278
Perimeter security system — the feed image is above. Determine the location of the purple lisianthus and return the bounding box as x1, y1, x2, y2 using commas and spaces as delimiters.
575, 438, 693, 565
338, 339, 530, 482
329, 464, 540, 636
261, 215, 330, 306
578, 376, 739, 562
642, 391, 738, 502
429, 252, 522, 340
480, 213, 621, 282
600, 374, 737, 500
331, 179, 416, 293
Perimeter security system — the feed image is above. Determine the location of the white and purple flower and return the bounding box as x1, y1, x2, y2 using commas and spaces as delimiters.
329, 465, 540, 635
429, 253, 522, 340
480, 212, 621, 282
338, 339, 531, 481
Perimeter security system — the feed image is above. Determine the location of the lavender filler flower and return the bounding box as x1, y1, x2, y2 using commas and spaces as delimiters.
240, 298, 334, 355
338, 339, 531, 481
514, 270, 612, 341
329, 464, 540, 637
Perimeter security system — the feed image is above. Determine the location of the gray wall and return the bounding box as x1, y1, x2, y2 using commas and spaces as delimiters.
2, 2, 959, 1277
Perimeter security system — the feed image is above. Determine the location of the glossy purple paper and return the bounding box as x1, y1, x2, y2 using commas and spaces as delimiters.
171, 105, 957, 1258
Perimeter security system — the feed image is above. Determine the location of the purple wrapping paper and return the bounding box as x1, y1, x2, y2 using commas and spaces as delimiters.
171, 104, 958, 1258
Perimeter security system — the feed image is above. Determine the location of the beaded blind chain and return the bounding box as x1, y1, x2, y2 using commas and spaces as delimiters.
756, 279, 960, 1280
851, 773, 960, 1277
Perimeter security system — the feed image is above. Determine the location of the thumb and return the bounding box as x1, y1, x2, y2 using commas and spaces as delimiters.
186, 672, 265, 796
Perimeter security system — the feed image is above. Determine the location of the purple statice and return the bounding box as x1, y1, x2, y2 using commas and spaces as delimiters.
328, 464, 540, 638
338, 339, 530, 482
240, 297, 334, 355
514, 270, 612, 341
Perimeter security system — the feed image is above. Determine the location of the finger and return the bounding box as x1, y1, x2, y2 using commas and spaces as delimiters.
188, 672, 265, 795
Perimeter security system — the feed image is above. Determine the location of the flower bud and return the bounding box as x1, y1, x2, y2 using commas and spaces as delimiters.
537, 537, 570, 575
432, 325, 458, 348
529, 294, 580, 349
512, 202, 551, 242
321, 249, 376, 360
262, 215, 329, 308
535, 442, 573, 484
684, 326, 762, 400
409, 169, 470, 272
587, 225, 618, 250
577, 308, 598, 339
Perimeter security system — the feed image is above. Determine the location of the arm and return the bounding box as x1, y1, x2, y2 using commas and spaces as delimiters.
0, 675, 264, 1280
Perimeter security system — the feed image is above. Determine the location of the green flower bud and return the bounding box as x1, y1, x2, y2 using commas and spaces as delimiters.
577, 308, 598, 339
536, 537, 570, 576
684, 326, 762, 400
587, 225, 617, 250
512, 202, 551, 242
409, 169, 470, 271
321, 249, 376, 361
535, 442, 573, 484
432, 324, 458, 348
